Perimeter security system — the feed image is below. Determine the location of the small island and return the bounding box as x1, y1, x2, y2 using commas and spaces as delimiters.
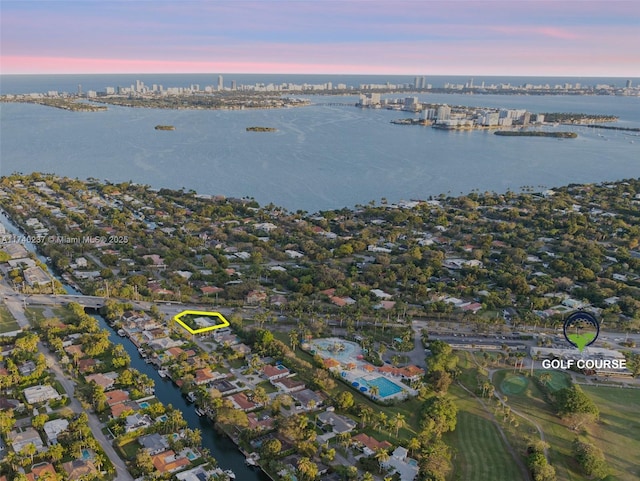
494, 131, 577, 138
154, 125, 176, 131
246, 126, 277, 132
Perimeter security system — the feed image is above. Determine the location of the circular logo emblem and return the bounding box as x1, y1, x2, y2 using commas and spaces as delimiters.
563, 311, 599, 352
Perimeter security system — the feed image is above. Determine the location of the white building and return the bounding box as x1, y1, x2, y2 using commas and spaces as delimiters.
44, 418, 69, 444
23, 385, 62, 404
437, 105, 451, 122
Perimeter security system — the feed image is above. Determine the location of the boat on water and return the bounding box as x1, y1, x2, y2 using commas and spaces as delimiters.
117, 329, 126, 337
186, 392, 197, 403
158, 369, 168, 378
195, 407, 206, 416
211, 467, 236, 480
245, 453, 259, 467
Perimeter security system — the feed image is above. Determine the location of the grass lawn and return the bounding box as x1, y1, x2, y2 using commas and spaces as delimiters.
581, 386, 640, 481
0, 304, 20, 333
257, 380, 279, 394
25, 306, 68, 324
118, 440, 140, 460
533, 370, 571, 392
446, 384, 524, 481
494, 370, 584, 481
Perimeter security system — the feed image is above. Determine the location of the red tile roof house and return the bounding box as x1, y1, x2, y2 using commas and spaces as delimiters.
272, 376, 306, 393
85, 373, 116, 390
77, 358, 98, 374
228, 392, 260, 412
105, 389, 130, 407
246, 290, 268, 304
26, 462, 58, 481
263, 364, 290, 381
201, 286, 223, 296
352, 433, 393, 455
194, 368, 216, 385
111, 401, 137, 418
151, 450, 190, 474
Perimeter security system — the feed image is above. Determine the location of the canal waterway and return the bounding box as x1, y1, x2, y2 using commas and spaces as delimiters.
0, 211, 269, 481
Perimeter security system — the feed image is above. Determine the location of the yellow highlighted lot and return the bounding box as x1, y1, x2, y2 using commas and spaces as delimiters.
173, 310, 230, 335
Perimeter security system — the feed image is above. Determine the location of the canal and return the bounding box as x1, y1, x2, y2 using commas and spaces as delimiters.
94, 314, 270, 481
0, 211, 269, 481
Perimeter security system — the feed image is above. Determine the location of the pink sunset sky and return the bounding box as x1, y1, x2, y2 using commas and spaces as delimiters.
1, 1, 639, 76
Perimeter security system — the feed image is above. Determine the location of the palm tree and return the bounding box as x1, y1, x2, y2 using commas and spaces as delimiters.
370, 385, 380, 400
407, 437, 421, 457
289, 329, 299, 352
337, 432, 352, 450
93, 453, 105, 472
47, 443, 64, 463
539, 372, 552, 386
376, 412, 387, 432
391, 412, 406, 437
23, 442, 37, 465
375, 448, 390, 473
359, 406, 374, 429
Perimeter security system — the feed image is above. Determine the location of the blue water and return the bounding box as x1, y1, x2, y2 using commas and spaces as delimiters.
1, 75, 639, 212
356, 376, 403, 398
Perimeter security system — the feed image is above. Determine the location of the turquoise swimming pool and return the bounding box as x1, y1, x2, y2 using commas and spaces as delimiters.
355, 376, 403, 398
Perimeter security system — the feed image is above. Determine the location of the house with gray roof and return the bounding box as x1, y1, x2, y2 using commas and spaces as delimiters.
138, 433, 170, 455
317, 409, 356, 434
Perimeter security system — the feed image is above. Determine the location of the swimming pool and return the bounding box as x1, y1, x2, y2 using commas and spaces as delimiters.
311, 338, 360, 363
81, 449, 92, 460
138, 401, 151, 409
185, 450, 198, 460
356, 376, 403, 398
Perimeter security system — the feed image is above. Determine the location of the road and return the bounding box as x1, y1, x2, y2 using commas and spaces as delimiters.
0, 277, 134, 480
38, 341, 133, 480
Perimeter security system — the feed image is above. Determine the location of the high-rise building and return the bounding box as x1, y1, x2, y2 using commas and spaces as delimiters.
77, 84, 82, 96
218, 75, 224, 90
231, 80, 237, 90
627, 79, 633, 88
437, 104, 451, 122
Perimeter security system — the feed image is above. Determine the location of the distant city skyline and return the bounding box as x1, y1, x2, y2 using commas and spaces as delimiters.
1, 1, 639, 76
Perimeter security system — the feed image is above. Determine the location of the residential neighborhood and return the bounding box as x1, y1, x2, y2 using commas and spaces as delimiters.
0, 173, 639, 481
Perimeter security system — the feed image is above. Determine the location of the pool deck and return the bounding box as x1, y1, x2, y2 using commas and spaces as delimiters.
306, 338, 420, 401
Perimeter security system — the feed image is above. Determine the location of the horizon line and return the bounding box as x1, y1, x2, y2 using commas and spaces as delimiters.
1, 72, 638, 79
